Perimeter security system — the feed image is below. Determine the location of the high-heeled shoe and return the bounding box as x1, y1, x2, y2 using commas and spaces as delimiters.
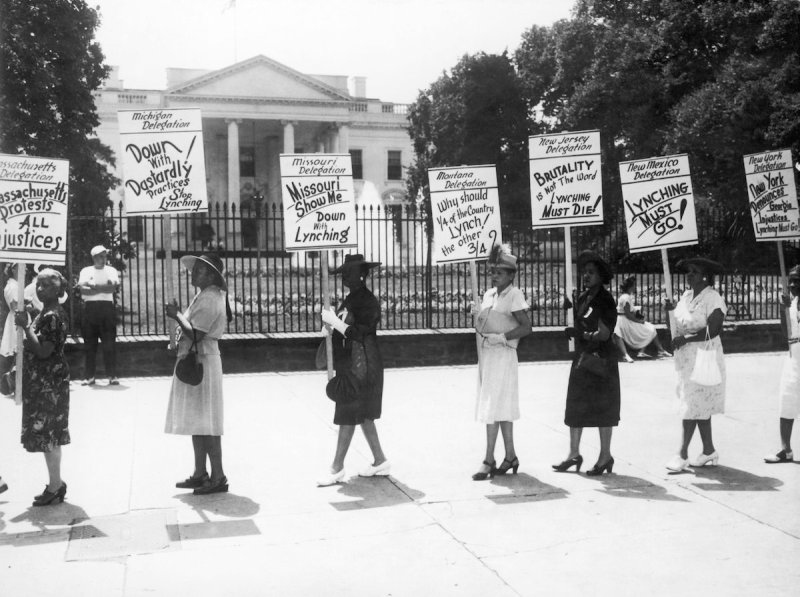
35, 481, 66, 501
585, 457, 614, 476
690, 451, 719, 467
666, 454, 690, 472
495, 457, 519, 476
472, 460, 495, 481
0, 476, 8, 494
552, 455, 583, 472
33, 482, 66, 507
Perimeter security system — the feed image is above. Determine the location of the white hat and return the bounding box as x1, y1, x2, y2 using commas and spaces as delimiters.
90, 245, 108, 257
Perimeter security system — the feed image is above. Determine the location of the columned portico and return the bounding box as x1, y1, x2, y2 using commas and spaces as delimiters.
281, 120, 296, 154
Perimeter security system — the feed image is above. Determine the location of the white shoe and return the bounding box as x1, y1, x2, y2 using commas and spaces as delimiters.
359, 460, 391, 477
316, 468, 345, 487
666, 455, 690, 472
690, 451, 719, 467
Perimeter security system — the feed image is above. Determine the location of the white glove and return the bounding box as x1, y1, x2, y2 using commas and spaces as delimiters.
469, 302, 480, 316
483, 333, 507, 346
320, 325, 330, 337
321, 308, 349, 335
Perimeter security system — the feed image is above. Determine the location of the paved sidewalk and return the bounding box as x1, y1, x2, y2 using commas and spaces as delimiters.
0, 352, 798, 596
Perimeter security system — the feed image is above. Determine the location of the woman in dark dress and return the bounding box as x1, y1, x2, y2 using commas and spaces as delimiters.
553, 251, 620, 476
14, 269, 71, 505
317, 254, 388, 486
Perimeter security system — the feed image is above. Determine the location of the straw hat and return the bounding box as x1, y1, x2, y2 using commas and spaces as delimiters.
179, 253, 227, 290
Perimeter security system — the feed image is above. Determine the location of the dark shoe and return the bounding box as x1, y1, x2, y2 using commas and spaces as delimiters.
193, 476, 229, 495
471, 460, 496, 481
764, 449, 793, 464
33, 482, 66, 507
35, 481, 67, 501
552, 455, 583, 472
0, 477, 7, 494
175, 472, 209, 489
586, 457, 614, 476
495, 457, 519, 475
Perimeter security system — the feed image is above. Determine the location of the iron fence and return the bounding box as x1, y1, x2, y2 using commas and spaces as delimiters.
54, 202, 794, 337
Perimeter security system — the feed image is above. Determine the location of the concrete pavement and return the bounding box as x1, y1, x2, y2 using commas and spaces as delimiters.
0, 352, 798, 596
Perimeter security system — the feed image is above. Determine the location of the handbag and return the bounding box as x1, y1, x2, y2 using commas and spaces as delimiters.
576, 351, 609, 378
690, 329, 722, 386
325, 340, 368, 404
175, 330, 203, 386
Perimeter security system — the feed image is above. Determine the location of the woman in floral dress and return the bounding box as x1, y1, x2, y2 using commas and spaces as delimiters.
15, 269, 70, 506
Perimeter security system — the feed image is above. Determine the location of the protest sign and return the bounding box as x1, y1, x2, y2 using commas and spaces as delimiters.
279, 153, 357, 251
743, 149, 800, 241
0, 154, 69, 265
428, 165, 501, 264
619, 154, 698, 253
118, 108, 208, 215
529, 130, 603, 229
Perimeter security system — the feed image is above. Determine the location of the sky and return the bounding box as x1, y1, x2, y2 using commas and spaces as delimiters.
92, 0, 574, 104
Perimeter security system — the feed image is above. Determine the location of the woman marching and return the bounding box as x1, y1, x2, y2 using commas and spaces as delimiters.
613, 275, 671, 362
317, 254, 388, 486
15, 269, 71, 506
472, 245, 531, 480
665, 257, 727, 472
765, 265, 800, 464
554, 251, 620, 476
164, 253, 232, 495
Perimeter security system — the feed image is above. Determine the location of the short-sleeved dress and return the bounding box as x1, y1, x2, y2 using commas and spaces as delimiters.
614, 293, 657, 349
672, 286, 727, 419
1, 279, 19, 357
475, 285, 529, 423
164, 286, 227, 436
779, 297, 800, 419
21, 307, 71, 452
565, 286, 621, 428
331, 286, 384, 426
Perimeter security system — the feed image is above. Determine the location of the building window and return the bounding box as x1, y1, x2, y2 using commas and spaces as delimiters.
240, 146, 255, 177
127, 217, 144, 242
350, 149, 363, 179
387, 150, 402, 180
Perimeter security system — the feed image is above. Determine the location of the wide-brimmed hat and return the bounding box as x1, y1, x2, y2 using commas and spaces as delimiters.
180, 253, 227, 290
676, 257, 724, 275
577, 250, 613, 283
330, 254, 381, 275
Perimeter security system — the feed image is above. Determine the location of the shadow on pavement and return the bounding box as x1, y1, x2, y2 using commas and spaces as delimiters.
329, 475, 425, 511
587, 473, 689, 502
174, 492, 261, 519
486, 473, 568, 504
689, 465, 783, 492
171, 492, 262, 541
0, 501, 90, 547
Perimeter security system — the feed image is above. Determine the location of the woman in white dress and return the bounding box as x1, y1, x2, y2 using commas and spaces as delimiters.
665, 257, 727, 472
613, 275, 671, 362
164, 254, 232, 495
472, 245, 532, 480
765, 265, 800, 464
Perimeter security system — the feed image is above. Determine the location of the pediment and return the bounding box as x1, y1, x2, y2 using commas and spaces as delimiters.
167, 55, 351, 102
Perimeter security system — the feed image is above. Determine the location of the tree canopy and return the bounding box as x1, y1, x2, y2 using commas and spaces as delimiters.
407, 0, 800, 270
0, 0, 127, 270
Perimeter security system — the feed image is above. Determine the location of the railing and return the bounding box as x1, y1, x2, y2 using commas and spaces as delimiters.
56, 203, 792, 337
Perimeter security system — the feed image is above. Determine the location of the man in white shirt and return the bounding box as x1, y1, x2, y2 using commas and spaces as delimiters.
78, 245, 120, 385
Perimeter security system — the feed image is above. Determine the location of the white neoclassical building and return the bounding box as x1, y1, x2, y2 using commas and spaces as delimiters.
94, 55, 415, 253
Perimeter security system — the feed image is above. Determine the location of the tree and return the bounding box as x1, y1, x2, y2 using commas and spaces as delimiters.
406, 52, 530, 223
0, 0, 131, 273
514, 0, 800, 270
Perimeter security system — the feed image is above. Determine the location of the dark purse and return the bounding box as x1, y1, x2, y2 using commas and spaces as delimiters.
576, 351, 609, 378
325, 340, 368, 404
175, 330, 203, 386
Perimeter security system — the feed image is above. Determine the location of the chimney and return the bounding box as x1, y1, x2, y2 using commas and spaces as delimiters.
348, 76, 367, 98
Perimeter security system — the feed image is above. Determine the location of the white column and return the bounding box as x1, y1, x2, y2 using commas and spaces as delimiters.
282, 120, 295, 153
226, 119, 241, 206
337, 123, 350, 153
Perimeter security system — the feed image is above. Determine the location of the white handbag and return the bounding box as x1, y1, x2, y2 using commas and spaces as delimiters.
690, 329, 722, 386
